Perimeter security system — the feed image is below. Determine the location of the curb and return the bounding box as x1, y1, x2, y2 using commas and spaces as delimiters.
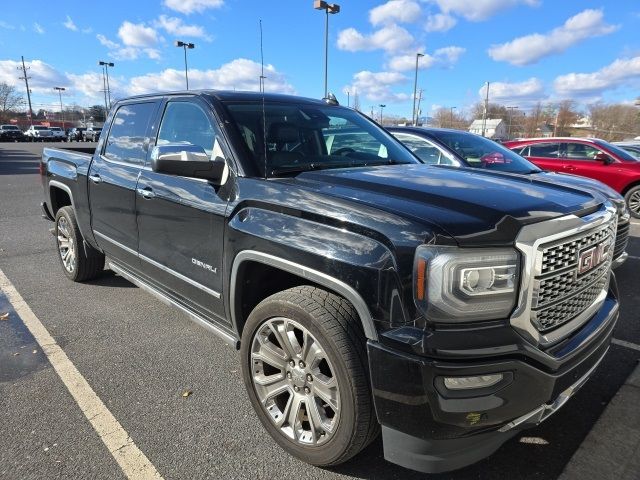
559, 361, 640, 480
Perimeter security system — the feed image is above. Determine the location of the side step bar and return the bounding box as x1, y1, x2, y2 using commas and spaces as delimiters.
108, 261, 240, 349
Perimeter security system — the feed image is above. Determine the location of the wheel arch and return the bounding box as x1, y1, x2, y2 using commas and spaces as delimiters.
49, 180, 74, 216
621, 179, 640, 197
230, 250, 378, 343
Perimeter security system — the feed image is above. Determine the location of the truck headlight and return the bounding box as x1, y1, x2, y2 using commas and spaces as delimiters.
414, 245, 519, 322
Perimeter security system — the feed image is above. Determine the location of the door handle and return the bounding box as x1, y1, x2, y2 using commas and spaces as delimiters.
137, 187, 155, 199
562, 165, 576, 171
88, 173, 102, 184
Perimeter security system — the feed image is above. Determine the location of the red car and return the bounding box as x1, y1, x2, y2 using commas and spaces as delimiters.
504, 137, 640, 218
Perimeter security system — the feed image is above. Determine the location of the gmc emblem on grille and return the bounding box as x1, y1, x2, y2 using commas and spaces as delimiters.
578, 238, 611, 275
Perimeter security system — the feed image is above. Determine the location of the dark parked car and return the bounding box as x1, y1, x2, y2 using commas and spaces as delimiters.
41, 91, 620, 474
504, 137, 640, 218
83, 127, 102, 142
388, 127, 629, 267
0, 124, 25, 142
67, 127, 87, 142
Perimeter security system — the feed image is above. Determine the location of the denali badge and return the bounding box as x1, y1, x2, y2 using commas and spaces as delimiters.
577, 238, 611, 275
192, 258, 217, 274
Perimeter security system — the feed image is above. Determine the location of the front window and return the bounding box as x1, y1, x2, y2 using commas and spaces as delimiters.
428, 130, 541, 173
594, 140, 639, 162
34, 126, 48, 131
564, 142, 601, 160
392, 132, 458, 166
2, 125, 19, 131
223, 102, 418, 176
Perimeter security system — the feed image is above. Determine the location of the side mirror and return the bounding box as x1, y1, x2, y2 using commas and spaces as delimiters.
151, 144, 227, 183
594, 152, 613, 164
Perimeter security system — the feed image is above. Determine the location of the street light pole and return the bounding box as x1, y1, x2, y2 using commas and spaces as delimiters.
450, 106, 456, 128
54, 87, 66, 130
379, 104, 386, 125
98, 61, 114, 110
507, 106, 518, 139
412, 53, 424, 126
314, 1, 340, 98
175, 41, 195, 90
347, 90, 350, 107
98, 63, 108, 120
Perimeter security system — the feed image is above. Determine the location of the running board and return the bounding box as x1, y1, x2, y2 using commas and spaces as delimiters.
108, 261, 239, 348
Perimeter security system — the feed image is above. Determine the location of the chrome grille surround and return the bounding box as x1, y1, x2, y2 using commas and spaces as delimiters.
511, 203, 617, 347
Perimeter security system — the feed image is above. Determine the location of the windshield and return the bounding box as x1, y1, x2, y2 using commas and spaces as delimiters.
50, 127, 62, 131
223, 101, 419, 177
594, 139, 639, 161
1, 125, 19, 130
617, 145, 640, 159
34, 126, 48, 130
429, 130, 541, 173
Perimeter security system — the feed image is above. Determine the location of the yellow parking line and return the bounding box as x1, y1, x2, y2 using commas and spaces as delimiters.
0, 267, 163, 480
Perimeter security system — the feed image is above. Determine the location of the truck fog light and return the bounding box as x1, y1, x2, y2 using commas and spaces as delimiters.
443, 374, 503, 390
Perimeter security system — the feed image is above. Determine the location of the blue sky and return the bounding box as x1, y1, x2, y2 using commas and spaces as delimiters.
0, 0, 639, 117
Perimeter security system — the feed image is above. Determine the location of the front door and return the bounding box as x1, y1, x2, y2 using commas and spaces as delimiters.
560, 142, 616, 189
88, 100, 159, 268
136, 97, 229, 325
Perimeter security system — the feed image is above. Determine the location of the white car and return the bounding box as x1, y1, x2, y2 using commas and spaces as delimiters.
24, 125, 53, 142
49, 127, 66, 142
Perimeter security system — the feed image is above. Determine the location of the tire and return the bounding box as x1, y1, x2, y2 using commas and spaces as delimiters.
54, 206, 105, 282
625, 185, 640, 219
240, 286, 379, 467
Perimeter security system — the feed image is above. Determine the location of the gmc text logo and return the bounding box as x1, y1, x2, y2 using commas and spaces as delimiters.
577, 239, 611, 275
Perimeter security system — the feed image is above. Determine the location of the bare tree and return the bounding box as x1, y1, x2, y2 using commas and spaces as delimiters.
588, 103, 640, 141
554, 100, 580, 136
432, 107, 469, 129
471, 102, 509, 123
0, 83, 24, 122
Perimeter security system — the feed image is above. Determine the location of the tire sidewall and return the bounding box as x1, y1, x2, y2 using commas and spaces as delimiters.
240, 297, 360, 466
625, 186, 640, 219
55, 207, 80, 281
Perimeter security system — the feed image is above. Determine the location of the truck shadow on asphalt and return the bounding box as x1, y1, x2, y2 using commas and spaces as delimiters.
86, 270, 137, 289
0, 147, 39, 175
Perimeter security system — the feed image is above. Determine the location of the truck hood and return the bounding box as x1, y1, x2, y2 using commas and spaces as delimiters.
291, 164, 605, 245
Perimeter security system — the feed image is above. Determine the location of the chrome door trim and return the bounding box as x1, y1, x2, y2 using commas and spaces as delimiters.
95, 230, 221, 299
230, 250, 378, 341
512, 203, 617, 347
109, 261, 237, 346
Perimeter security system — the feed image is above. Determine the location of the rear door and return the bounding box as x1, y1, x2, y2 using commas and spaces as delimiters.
136, 96, 230, 324
517, 142, 564, 172
88, 100, 160, 269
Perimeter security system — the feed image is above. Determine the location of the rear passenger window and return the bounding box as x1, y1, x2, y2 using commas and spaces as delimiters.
527, 143, 561, 159
103, 103, 156, 165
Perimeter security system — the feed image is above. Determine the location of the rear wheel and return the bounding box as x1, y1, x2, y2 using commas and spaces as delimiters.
241, 286, 379, 467
55, 206, 105, 282
625, 185, 640, 219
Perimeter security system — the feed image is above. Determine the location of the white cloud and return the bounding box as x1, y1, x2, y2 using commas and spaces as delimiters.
388, 46, 465, 71
342, 70, 409, 103
369, 0, 422, 26
489, 9, 618, 66
554, 56, 640, 97
337, 24, 414, 53
154, 15, 211, 40
430, 0, 539, 21
97, 34, 119, 49
0, 21, 15, 30
63, 15, 77, 31
425, 13, 456, 32
33, 23, 45, 34
118, 21, 158, 47
128, 58, 295, 95
163, 0, 224, 15
479, 78, 546, 103
97, 30, 160, 61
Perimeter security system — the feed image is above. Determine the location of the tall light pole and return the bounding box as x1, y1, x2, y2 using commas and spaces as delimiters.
507, 106, 518, 139
175, 40, 195, 90
314, 1, 340, 98
450, 106, 456, 128
54, 87, 66, 129
98, 61, 114, 109
346, 90, 350, 107
379, 104, 386, 124
481, 81, 490, 137
412, 53, 424, 126
98, 62, 108, 120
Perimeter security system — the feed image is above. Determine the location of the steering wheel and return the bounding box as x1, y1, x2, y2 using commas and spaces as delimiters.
332, 147, 356, 156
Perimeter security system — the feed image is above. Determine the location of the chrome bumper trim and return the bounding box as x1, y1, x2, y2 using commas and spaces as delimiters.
612, 251, 628, 269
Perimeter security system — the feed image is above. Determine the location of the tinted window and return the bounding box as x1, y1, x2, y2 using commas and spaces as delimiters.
157, 102, 216, 155
2, 125, 19, 130
34, 126, 48, 131
392, 132, 456, 165
104, 103, 156, 165
594, 140, 638, 162
527, 143, 561, 159
563, 142, 601, 160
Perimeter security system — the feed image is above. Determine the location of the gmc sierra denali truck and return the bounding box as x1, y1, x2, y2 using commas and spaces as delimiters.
40, 91, 620, 474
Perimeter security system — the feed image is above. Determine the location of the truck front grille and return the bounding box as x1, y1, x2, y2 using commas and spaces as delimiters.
531, 221, 616, 333
614, 216, 630, 262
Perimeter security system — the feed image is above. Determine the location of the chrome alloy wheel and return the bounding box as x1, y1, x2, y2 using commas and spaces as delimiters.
57, 216, 76, 273
250, 317, 340, 446
629, 190, 640, 216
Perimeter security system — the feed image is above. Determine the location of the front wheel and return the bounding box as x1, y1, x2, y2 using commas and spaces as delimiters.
625, 185, 640, 219
55, 206, 105, 281
240, 286, 379, 467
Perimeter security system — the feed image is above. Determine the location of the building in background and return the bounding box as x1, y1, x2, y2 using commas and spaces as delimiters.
469, 119, 507, 140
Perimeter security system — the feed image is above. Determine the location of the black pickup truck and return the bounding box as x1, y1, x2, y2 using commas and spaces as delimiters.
41, 91, 620, 474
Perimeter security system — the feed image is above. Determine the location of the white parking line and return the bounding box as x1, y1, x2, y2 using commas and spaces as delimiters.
612, 338, 640, 353
0, 268, 163, 480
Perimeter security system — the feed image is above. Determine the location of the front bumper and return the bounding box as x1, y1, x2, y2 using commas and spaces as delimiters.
369, 291, 619, 473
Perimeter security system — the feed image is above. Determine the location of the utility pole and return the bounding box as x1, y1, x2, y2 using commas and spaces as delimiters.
54, 87, 66, 129
481, 81, 489, 137
346, 90, 350, 107
450, 106, 456, 128
379, 104, 385, 125
553, 107, 559, 136
18, 56, 34, 126
99, 63, 108, 120
416, 89, 423, 125
507, 106, 518, 139
411, 53, 424, 126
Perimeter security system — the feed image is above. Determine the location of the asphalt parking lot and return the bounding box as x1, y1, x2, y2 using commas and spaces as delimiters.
1, 141, 639, 480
